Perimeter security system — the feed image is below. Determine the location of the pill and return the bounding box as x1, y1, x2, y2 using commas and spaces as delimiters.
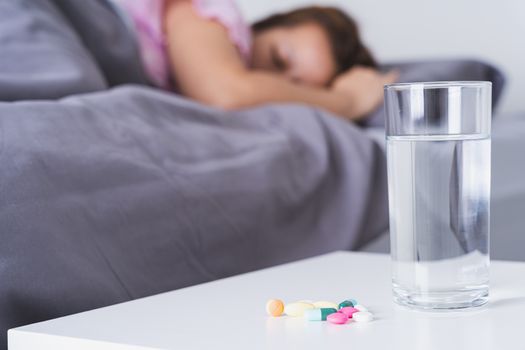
265, 299, 284, 317
339, 307, 359, 318
304, 308, 337, 321
284, 302, 315, 317
313, 301, 339, 309
338, 299, 357, 309
354, 304, 368, 312
327, 312, 348, 325
353, 311, 374, 323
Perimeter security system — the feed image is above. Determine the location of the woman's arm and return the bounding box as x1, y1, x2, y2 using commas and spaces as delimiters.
163, 1, 393, 120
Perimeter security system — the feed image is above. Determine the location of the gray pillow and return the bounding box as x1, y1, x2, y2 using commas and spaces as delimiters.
0, 0, 149, 102
0, 0, 108, 101
53, 0, 149, 87
362, 59, 506, 127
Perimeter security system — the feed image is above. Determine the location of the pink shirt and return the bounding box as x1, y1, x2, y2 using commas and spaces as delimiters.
113, 0, 252, 90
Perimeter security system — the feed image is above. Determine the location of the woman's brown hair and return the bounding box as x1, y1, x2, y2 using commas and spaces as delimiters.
252, 6, 377, 76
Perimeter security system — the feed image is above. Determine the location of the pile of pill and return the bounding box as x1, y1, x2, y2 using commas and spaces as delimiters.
265, 299, 374, 325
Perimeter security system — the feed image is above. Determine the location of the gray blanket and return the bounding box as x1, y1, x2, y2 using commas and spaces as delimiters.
0, 1, 388, 347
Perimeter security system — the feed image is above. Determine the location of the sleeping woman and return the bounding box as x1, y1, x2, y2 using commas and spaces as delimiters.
113, 0, 397, 121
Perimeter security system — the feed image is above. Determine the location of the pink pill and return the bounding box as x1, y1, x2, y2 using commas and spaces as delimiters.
339, 307, 359, 318
327, 312, 348, 325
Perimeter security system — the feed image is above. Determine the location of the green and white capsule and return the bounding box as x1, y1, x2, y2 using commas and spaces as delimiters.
304, 308, 338, 321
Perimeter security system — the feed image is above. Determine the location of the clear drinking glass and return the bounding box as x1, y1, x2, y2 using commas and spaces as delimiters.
384, 81, 491, 310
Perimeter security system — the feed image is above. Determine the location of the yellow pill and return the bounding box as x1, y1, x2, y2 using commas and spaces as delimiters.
313, 301, 339, 309
266, 299, 284, 317
284, 302, 315, 317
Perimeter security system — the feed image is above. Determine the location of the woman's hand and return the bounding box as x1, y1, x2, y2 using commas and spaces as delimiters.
331, 66, 398, 120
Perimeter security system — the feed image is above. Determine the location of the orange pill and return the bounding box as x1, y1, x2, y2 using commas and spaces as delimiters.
265, 299, 284, 317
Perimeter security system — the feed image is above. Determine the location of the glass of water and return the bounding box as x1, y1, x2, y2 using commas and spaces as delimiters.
384, 81, 491, 310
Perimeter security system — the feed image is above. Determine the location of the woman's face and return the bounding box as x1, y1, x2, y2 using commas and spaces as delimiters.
251, 23, 337, 87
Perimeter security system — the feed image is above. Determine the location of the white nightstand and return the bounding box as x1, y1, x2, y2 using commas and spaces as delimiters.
8, 252, 525, 349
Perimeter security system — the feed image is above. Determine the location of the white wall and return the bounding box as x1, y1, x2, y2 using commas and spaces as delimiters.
237, 0, 525, 114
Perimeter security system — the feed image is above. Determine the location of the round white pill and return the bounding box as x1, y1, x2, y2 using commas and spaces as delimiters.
354, 304, 368, 312
352, 311, 374, 323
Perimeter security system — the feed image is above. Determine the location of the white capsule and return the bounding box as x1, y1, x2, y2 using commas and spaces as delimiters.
352, 311, 374, 323
313, 301, 338, 309
354, 304, 368, 312
284, 302, 314, 317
